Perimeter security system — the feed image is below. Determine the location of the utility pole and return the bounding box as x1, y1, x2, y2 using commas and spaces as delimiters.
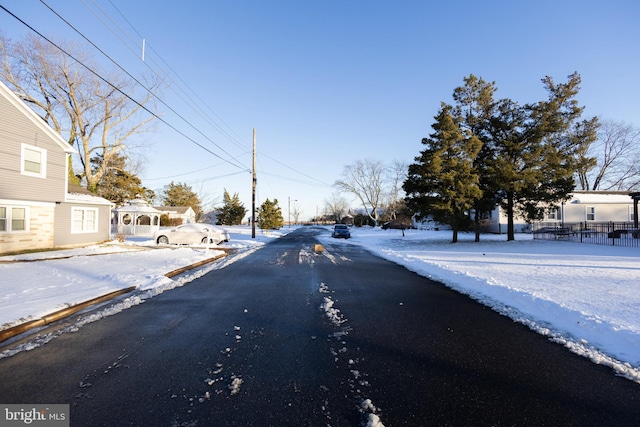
252, 128, 256, 239
288, 197, 297, 228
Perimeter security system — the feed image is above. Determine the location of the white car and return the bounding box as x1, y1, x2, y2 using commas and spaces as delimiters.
153, 223, 230, 245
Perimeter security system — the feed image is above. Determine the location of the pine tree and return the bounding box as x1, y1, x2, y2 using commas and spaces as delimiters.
486, 73, 597, 240
404, 104, 482, 243
257, 198, 284, 230
442, 73, 598, 241
92, 152, 153, 206
217, 189, 247, 225
452, 75, 501, 242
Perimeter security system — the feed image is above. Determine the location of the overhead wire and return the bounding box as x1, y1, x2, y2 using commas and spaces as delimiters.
260, 152, 332, 187
82, 0, 247, 154
100, 0, 249, 153
90, 1, 331, 190
2, 2, 331, 193
34, 0, 250, 172
80, 0, 253, 171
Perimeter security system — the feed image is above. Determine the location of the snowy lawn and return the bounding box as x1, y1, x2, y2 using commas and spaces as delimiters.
0, 226, 282, 331
1, 225, 639, 383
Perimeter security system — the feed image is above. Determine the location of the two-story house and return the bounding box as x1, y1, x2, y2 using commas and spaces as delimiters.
0, 80, 113, 254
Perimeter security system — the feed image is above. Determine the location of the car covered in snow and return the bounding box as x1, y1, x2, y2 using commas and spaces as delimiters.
154, 223, 230, 245
331, 224, 351, 239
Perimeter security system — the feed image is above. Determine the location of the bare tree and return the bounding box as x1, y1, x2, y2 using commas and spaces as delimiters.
291, 204, 303, 225
334, 159, 386, 225
0, 33, 159, 191
579, 120, 640, 191
324, 192, 350, 223
385, 160, 407, 220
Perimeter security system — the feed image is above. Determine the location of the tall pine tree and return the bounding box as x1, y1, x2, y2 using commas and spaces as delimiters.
440, 73, 598, 241
404, 104, 482, 243
486, 73, 597, 240
452, 75, 501, 241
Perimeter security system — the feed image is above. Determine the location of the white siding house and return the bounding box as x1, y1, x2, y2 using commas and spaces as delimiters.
541, 191, 634, 225
482, 191, 634, 234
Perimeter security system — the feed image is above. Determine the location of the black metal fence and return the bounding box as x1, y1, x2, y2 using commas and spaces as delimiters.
532, 222, 640, 248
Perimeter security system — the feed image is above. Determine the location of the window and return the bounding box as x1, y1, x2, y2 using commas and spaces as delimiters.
72, 208, 98, 233
21, 144, 47, 178
586, 206, 596, 221
630, 206, 636, 222
546, 208, 561, 221
0, 206, 28, 232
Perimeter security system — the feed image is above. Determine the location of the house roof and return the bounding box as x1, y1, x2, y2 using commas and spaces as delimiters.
154, 206, 194, 214
65, 183, 114, 206
569, 191, 634, 204
0, 80, 76, 155
114, 198, 161, 213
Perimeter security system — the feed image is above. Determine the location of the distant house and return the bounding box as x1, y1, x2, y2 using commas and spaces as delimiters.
201, 210, 220, 225
482, 191, 635, 234
154, 205, 196, 225
0, 80, 113, 254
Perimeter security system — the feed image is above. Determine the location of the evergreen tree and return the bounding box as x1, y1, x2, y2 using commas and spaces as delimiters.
404, 104, 482, 243
217, 189, 247, 225
452, 75, 501, 241
486, 73, 597, 240
439, 72, 598, 241
92, 152, 153, 206
257, 198, 284, 230
163, 182, 203, 221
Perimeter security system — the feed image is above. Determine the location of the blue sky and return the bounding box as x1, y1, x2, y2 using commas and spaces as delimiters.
2, 1, 639, 221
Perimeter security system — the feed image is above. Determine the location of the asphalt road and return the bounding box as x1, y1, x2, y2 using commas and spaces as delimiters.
0, 226, 639, 426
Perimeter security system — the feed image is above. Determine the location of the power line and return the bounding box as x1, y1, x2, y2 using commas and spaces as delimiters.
260, 152, 332, 187
36, 0, 250, 173
84, 1, 331, 190
2, 3, 331, 193
101, 0, 249, 154
143, 162, 248, 182
79, 0, 248, 155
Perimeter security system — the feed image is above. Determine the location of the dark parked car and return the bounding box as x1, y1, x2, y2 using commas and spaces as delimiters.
331, 224, 351, 239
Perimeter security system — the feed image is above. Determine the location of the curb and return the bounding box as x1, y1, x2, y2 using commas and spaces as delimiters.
0, 287, 136, 343
164, 252, 229, 278
0, 251, 230, 344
